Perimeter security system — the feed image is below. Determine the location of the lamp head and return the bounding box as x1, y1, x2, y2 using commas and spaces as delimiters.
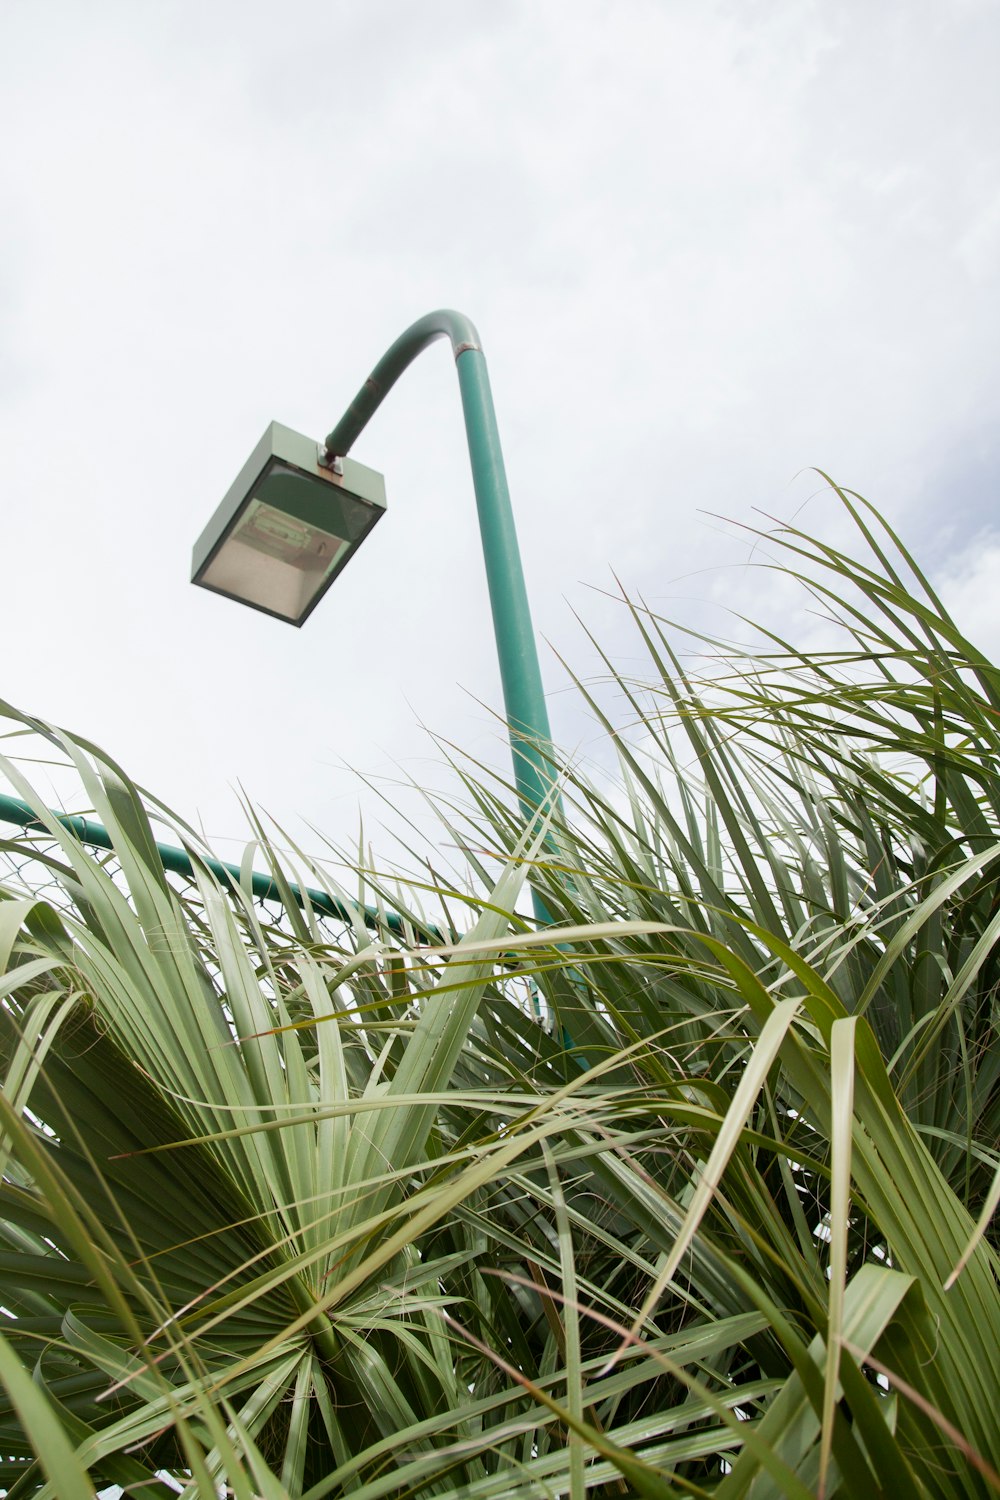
191, 422, 386, 626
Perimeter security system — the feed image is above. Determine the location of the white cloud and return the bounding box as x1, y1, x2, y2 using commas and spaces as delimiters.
0, 0, 998, 878
938, 536, 1000, 665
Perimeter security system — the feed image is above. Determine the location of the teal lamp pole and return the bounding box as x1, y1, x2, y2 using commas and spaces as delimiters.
192, 310, 556, 913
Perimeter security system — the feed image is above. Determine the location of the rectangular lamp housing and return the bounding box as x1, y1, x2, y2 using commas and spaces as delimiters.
191, 422, 387, 625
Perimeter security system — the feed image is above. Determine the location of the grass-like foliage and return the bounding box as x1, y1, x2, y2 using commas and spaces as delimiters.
0, 482, 996, 1498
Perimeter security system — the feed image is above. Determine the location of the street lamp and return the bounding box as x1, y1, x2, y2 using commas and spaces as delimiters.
191, 422, 386, 627
192, 309, 556, 858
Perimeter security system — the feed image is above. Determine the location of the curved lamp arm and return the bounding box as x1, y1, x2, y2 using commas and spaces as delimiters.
323, 311, 556, 830
323, 310, 483, 456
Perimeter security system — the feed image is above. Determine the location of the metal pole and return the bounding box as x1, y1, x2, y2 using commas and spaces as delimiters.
0, 792, 443, 942
323, 311, 556, 833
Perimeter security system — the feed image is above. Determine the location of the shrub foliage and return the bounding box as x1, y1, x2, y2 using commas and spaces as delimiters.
0, 485, 996, 1497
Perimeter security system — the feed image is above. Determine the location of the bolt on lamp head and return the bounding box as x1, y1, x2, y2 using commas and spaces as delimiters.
191, 421, 386, 626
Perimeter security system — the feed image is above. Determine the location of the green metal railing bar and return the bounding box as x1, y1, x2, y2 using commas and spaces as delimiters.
0, 792, 441, 942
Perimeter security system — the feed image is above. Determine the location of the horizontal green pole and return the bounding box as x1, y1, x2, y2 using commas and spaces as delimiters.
0, 793, 442, 943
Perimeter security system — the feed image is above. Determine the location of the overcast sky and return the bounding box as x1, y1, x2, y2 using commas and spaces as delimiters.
2, 0, 998, 881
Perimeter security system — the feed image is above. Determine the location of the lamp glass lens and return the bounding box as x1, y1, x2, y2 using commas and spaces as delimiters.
199, 498, 350, 621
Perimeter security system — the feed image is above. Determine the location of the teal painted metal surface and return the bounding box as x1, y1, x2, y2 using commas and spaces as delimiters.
0, 792, 440, 942
454, 346, 554, 820
323, 310, 483, 456
323, 310, 556, 828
